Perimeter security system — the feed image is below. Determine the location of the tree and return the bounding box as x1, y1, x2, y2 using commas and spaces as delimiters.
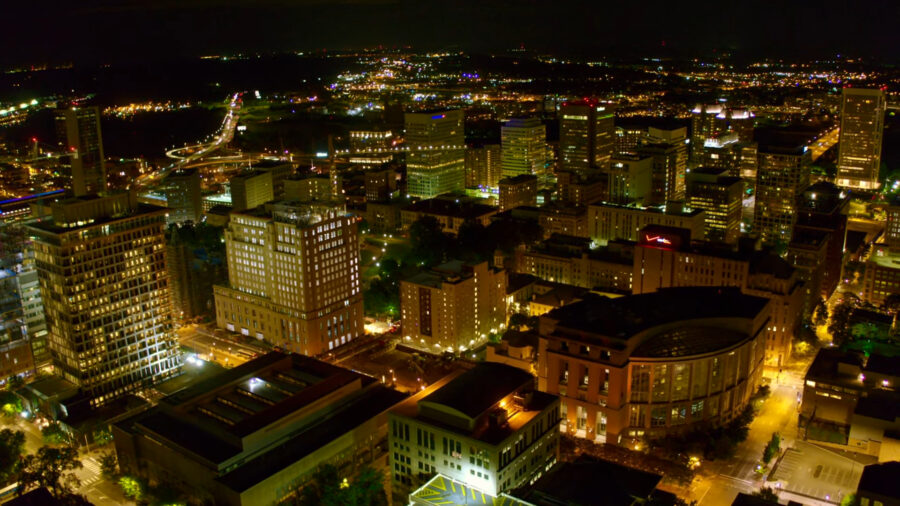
294, 464, 387, 506
99, 452, 118, 479
92, 425, 113, 446
883, 293, 900, 314
0, 391, 23, 418
812, 298, 829, 326
752, 487, 779, 503
41, 422, 70, 445
408, 216, 446, 267
0, 429, 25, 485
508, 312, 530, 330
829, 300, 855, 346
762, 432, 781, 464
18, 446, 83, 497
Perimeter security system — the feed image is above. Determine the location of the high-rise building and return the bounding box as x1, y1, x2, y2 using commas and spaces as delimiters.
252, 160, 294, 200
792, 182, 849, 302
559, 100, 615, 174
164, 169, 202, 224
213, 201, 363, 356
690, 105, 755, 162
400, 260, 506, 353
283, 175, 332, 202
56, 106, 106, 196
685, 167, 743, 244
754, 144, 811, 246
405, 110, 465, 198
605, 154, 653, 205
635, 140, 687, 205
501, 117, 547, 178
230, 170, 274, 211
498, 174, 538, 211
388, 363, 560, 501
885, 195, 900, 251
26, 193, 181, 406
349, 128, 394, 168
700, 134, 759, 188
836, 87, 886, 190
464, 144, 501, 188
365, 168, 398, 203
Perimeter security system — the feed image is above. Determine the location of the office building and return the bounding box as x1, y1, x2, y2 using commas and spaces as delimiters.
114, 352, 406, 506
632, 226, 803, 367
516, 234, 634, 293
405, 110, 465, 198
690, 105, 755, 162
754, 144, 811, 246
614, 122, 650, 155
365, 168, 398, 202
836, 88, 886, 190
349, 129, 394, 168
26, 193, 181, 406
400, 260, 506, 353
862, 246, 900, 306
164, 169, 202, 224
559, 100, 615, 174
800, 348, 900, 459
230, 170, 274, 211
56, 106, 106, 196
857, 463, 900, 506
537, 287, 769, 446
283, 175, 333, 203
635, 139, 687, 206
787, 230, 830, 316
501, 117, 547, 178
605, 155, 653, 205
389, 362, 560, 500
685, 167, 743, 244
465, 144, 502, 188
400, 198, 497, 236
588, 202, 705, 244
253, 160, 294, 200
498, 175, 538, 212
886, 196, 900, 251
555, 171, 607, 207
213, 201, 363, 356
701, 135, 759, 188
539, 204, 588, 239
792, 182, 849, 300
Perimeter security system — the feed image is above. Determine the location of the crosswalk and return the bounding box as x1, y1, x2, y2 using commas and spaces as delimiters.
79, 457, 103, 489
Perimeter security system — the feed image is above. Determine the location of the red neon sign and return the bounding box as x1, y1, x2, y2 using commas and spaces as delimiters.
645, 235, 672, 245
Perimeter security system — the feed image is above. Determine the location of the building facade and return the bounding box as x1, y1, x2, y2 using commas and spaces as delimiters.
501, 117, 547, 178
685, 167, 743, 244
389, 363, 560, 501
498, 175, 538, 212
26, 193, 181, 406
537, 287, 769, 447
559, 100, 615, 174
464, 144, 502, 189
164, 168, 203, 224
587, 202, 705, 244
214, 201, 363, 356
836, 87, 886, 190
400, 261, 506, 353
405, 110, 465, 199
754, 144, 811, 246
230, 170, 274, 212
56, 106, 106, 197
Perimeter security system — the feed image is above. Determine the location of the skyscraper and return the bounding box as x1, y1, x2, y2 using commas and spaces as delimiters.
26, 192, 181, 406
559, 100, 615, 174
464, 143, 501, 188
213, 201, 363, 356
754, 144, 812, 247
836, 87, 886, 190
405, 110, 465, 198
501, 117, 546, 178
230, 170, 273, 211
685, 167, 743, 244
689, 105, 755, 162
164, 168, 202, 224
56, 106, 106, 197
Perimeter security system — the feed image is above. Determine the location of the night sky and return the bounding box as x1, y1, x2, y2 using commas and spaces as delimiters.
4, 0, 899, 66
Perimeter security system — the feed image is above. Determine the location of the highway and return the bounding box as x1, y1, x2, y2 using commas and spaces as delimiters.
808, 126, 840, 162
133, 92, 243, 189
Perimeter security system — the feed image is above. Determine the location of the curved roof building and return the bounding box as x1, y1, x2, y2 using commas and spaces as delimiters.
537, 286, 771, 446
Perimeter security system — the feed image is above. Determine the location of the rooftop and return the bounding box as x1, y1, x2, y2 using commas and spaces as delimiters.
410, 474, 532, 506
404, 198, 496, 220
420, 363, 533, 419
857, 461, 900, 498
633, 327, 750, 358
546, 287, 768, 344
518, 455, 661, 506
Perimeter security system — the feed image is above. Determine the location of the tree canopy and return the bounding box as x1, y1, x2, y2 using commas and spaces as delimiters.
18, 446, 83, 497
293, 464, 387, 506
